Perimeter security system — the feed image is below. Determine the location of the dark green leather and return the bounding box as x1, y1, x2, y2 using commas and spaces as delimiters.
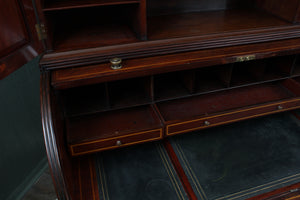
95, 143, 188, 200
170, 113, 300, 200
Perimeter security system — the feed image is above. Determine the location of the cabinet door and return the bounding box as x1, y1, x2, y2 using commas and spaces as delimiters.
0, 0, 44, 80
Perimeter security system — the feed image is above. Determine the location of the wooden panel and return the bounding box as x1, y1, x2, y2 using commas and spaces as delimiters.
257, 0, 300, 23
130, 0, 147, 40
0, 0, 27, 58
0, 0, 43, 79
72, 157, 100, 200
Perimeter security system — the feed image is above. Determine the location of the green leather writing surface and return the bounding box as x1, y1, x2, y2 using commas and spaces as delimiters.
170, 113, 300, 200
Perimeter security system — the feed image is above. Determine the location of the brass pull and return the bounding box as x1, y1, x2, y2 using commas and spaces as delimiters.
110, 58, 122, 70
236, 55, 256, 62
204, 121, 210, 126
116, 140, 122, 146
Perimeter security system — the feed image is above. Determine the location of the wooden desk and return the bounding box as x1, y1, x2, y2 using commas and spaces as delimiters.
2, 0, 300, 199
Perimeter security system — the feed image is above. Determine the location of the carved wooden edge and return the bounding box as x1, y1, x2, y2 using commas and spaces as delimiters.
0, 46, 38, 80
40, 71, 69, 200
40, 25, 300, 69
75, 157, 101, 200
163, 140, 198, 200
51, 38, 300, 90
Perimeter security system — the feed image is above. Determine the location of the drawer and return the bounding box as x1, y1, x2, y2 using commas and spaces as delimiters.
156, 81, 300, 136
166, 99, 300, 136
70, 129, 162, 156
67, 105, 163, 156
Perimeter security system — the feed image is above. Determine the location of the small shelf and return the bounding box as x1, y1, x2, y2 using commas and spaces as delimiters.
154, 72, 191, 101
43, 0, 140, 12
62, 83, 109, 117
108, 77, 152, 109
148, 9, 289, 40
48, 5, 143, 51
230, 61, 260, 87
54, 23, 138, 51
230, 56, 293, 87
262, 56, 294, 81
196, 65, 231, 93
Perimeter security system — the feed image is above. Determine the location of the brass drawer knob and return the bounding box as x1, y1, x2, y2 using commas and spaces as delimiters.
110, 58, 122, 70
116, 140, 122, 146
204, 121, 210, 126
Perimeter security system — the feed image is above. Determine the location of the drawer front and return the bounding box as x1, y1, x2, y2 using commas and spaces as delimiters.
166, 99, 300, 136
70, 129, 163, 156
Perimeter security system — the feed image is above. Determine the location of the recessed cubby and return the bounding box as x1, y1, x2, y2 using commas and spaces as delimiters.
294, 76, 300, 83
230, 56, 295, 87
230, 60, 265, 87
108, 76, 152, 108
62, 83, 109, 117
44, 4, 146, 51
263, 56, 295, 81
292, 55, 300, 77
157, 81, 296, 122
195, 65, 232, 93
34, 0, 300, 54
154, 71, 192, 101
58, 53, 300, 120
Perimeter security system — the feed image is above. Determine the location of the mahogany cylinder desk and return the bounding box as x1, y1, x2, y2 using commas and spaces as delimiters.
2, 0, 300, 199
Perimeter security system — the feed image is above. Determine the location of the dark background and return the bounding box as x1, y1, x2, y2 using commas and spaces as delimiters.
0, 56, 47, 200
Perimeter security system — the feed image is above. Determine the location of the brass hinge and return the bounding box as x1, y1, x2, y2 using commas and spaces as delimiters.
35, 23, 47, 40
